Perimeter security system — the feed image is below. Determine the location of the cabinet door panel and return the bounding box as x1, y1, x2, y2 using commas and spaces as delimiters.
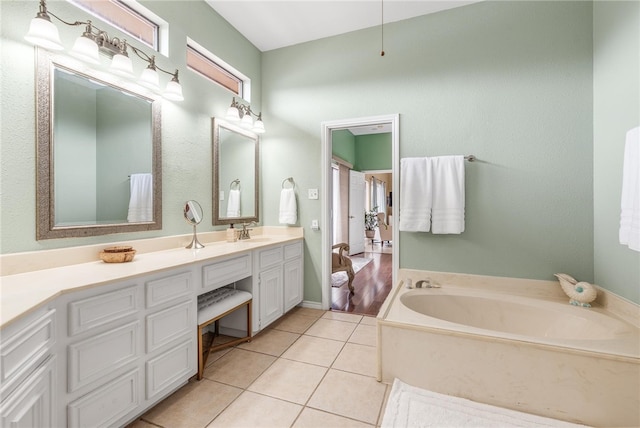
259, 267, 283, 329
283, 259, 303, 312
68, 321, 139, 392
146, 300, 193, 353
68, 369, 139, 428
146, 272, 193, 309
68, 285, 137, 336
259, 247, 283, 269
0, 309, 55, 397
145, 339, 194, 400
0, 355, 55, 428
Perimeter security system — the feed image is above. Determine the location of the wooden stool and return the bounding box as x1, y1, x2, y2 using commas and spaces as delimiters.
197, 288, 252, 380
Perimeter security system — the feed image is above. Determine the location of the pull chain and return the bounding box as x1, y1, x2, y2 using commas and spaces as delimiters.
380, 0, 385, 56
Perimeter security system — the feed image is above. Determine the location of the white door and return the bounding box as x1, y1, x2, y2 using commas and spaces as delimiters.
348, 170, 365, 255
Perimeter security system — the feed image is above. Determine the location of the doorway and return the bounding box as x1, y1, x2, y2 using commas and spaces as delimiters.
320, 114, 399, 311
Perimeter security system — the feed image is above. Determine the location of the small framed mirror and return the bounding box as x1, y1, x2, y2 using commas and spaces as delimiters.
36, 49, 162, 240
184, 200, 204, 249
212, 118, 259, 225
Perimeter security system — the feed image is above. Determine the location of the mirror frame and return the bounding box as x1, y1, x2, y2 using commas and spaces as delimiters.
35, 48, 162, 240
212, 117, 259, 225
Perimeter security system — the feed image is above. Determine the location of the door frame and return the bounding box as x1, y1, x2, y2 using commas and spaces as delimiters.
320, 114, 399, 310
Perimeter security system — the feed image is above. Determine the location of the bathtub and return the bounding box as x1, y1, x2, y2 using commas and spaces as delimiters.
377, 270, 640, 427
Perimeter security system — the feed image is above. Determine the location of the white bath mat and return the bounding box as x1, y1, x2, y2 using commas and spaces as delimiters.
381, 379, 588, 428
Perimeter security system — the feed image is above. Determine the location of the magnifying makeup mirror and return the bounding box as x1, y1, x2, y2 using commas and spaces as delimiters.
184, 200, 204, 249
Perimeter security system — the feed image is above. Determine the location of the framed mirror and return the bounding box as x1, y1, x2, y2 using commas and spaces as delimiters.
212, 118, 259, 225
36, 49, 162, 240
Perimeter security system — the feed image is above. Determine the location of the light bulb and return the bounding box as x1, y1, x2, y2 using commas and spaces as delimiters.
163, 79, 184, 101
110, 53, 134, 78
252, 119, 265, 134
139, 66, 160, 91
70, 35, 100, 64
226, 106, 240, 122
25, 15, 63, 50
240, 114, 253, 129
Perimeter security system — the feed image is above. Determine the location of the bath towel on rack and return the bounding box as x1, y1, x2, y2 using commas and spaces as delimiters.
619, 126, 640, 251
399, 158, 432, 232
127, 173, 153, 222
430, 155, 465, 234
227, 189, 241, 217
279, 188, 297, 225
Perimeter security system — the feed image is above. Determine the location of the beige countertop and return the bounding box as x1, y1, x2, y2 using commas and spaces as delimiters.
0, 227, 303, 328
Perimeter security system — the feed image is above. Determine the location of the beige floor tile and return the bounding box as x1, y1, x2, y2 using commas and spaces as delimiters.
304, 319, 357, 342
248, 359, 327, 404
207, 391, 302, 428
203, 348, 276, 388
125, 419, 157, 428
281, 335, 345, 367
237, 328, 300, 356
307, 369, 387, 425
270, 312, 319, 334
332, 343, 377, 377
291, 307, 326, 319
359, 315, 377, 326
293, 408, 374, 428
323, 311, 363, 323
348, 324, 377, 347
141, 379, 241, 428
378, 382, 392, 427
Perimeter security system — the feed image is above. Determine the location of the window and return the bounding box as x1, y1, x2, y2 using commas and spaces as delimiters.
186, 39, 249, 99
69, 0, 161, 51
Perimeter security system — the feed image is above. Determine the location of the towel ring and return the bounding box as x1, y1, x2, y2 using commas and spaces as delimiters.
282, 177, 295, 189
230, 179, 241, 190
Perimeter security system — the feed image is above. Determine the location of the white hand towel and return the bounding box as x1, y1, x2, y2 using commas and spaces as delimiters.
227, 189, 241, 217
127, 173, 153, 222
619, 126, 640, 251
430, 155, 465, 234
399, 157, 432, 232
279, 188, 297, 224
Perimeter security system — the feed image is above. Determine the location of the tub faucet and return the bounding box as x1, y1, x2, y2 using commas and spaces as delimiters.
415, 279, 440, 288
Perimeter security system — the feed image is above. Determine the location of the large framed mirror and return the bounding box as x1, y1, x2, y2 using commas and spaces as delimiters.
212, 118, 259, 225
36, 49, 162, 240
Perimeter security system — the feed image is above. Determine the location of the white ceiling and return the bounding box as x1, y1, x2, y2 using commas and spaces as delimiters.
205, 0, 480, 52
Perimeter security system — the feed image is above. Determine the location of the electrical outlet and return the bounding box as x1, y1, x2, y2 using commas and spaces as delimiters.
311, 219, 319, 230
308, 188, 318, 199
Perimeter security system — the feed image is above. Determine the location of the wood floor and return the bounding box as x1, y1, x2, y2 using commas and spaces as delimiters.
330, 252, 393, 316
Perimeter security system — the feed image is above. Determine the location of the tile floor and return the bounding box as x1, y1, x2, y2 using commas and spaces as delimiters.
128, 308, 390, 428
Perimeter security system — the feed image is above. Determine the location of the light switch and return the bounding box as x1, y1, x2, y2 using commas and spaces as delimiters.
311, 219, 319, 230
308, 189, 318, 199
219, 191, 225, 201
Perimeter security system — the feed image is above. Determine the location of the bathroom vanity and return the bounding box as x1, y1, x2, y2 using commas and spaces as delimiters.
0, 228, 303, 427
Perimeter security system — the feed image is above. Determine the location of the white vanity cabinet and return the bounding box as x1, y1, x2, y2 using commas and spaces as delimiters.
283, 241, 304, 313
56, 270, 197, 428
0, 306, 56, 427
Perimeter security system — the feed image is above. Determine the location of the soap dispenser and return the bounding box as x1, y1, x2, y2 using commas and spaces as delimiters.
226, 224, 237, 242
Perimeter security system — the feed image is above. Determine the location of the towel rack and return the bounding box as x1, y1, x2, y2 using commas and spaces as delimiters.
464, 155, 476, 162
230, 179, 241, 190
282, 177, 295, 189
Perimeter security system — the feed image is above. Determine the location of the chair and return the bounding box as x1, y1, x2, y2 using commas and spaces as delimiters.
331, 243, 355, 293
376, 212, 393, 245
197, 288, 252, 380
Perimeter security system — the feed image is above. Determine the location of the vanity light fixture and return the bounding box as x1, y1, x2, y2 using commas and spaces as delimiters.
24, 0, 184, 101
225, 97, 266, 134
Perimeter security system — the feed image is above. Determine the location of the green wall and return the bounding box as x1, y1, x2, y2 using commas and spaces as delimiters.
593, 1, 640, 303
261, 1, 597, 303
354, 133, 391, 171
331, 129, 356, 165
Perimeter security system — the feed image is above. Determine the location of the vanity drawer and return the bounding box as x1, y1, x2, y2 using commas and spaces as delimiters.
68, 321, 139, 393
146, 300, 194, 353
145, 272, 193, 309
284, 241, 302, 260
68, 285, 138, 336
259, 247, 283, 269
0, 308, 56, 397
67, 369, 139, 428
202, 254, 252, 291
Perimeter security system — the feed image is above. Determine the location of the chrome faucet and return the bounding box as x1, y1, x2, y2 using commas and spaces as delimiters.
237, 222, 254, 240
415, 279, 440, 288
